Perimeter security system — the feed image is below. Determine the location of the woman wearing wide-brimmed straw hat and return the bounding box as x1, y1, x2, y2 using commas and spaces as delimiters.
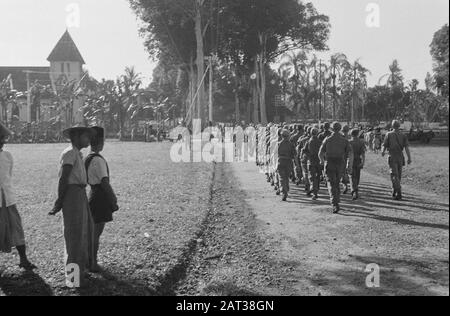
0, 122, 36, 270
49, 126, 95, 287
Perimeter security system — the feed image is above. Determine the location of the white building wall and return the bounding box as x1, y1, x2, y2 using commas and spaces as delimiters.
50, 61, 84, 124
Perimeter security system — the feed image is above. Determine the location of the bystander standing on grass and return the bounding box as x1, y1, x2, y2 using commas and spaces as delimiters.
0, 122, 36, 270
49, 126, 95, 287
85, 127, 119, 273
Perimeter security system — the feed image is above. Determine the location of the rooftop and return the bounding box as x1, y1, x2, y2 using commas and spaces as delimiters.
47, 30, 85, 64
0, 66, 51, 92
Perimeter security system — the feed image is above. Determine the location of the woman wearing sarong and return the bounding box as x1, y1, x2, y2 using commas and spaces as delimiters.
85, 127, 118, 272
49, 126, 94, 287
0, 122, 36, 270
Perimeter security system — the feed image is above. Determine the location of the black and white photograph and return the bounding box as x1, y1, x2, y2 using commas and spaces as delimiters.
0, 0, 449, 301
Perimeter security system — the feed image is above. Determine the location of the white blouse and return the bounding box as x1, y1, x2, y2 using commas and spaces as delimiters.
87, 156, 109, 185
0, 150, 16, 207
59, 146, 87, 186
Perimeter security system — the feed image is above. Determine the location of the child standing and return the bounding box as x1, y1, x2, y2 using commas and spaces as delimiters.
85, 127, 119, 272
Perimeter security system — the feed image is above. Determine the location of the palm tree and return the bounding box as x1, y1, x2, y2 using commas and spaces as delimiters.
379, 60, 404, 118
300, 55, 319, 118
379, 60, 404, 87
316, 59, 328, 121
277, 64, 291, 109
329, 53, 350, 120
118, 66, 142, 134
280, 51, 308, 116
345, 59, 371, 122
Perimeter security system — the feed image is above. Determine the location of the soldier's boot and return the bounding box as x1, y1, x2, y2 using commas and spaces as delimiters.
276, 188, 281, 196
282, 192, 288, 201
352, 191, 359, 201
343, 184, 349, 195
312, 194, 318, 201
396, 189, 403, 201
332, 204, 340, 214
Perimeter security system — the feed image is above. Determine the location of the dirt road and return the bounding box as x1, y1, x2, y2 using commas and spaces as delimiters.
231, 162, 449, 296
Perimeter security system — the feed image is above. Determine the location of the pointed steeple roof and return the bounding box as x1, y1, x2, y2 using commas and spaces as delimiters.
47, 30, 85, 64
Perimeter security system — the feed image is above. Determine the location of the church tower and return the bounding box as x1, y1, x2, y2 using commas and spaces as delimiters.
47, 30, 85, 125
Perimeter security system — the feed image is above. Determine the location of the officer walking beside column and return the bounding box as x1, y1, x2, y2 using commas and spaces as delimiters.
381, 120, 412, 200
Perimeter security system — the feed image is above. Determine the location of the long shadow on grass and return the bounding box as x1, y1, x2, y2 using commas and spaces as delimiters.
76, 269, 157, 296
276, 180, 449, 230
358, 185, 449, 213
0, 271, 53, 296
306, 255, 448, 296
338, 208, 449, 230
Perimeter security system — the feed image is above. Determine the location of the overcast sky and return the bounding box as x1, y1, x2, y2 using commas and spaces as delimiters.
0, 0, 448, 87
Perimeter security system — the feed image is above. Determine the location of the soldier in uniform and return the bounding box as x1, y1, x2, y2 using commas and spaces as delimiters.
277, 129, 297, 201
318, 122, 332, 142
341, 125, 351, 194
319, 122, 354, 214
303, 128, 322, 200
373, 127, 382, 154
382, 120, 412, 200
290, 125, 304, 184
297, 126, 312, 194
341, 125, 350, 140
349, 128, 366, 200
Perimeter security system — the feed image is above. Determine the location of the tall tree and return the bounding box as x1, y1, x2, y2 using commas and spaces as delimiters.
430, 24, 449, 97
329, 53, 350, 120
342, 60, 370, 122
379, 60, 404, 119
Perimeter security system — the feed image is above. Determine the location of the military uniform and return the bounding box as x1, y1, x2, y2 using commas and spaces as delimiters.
297, 134, 311, 193
319, 132, 353, 211
340, 131, 351, 191
277, 137, 296, 199
349, 137, 366, 196
382, 130, 409, 198
303, 135, 322, 197
319, 129, 332, 142
290, 131, 303, 183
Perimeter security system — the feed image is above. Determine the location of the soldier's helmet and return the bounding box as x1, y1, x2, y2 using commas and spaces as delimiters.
281, 129, 290, 138
332, 122, 342, 132
342, 125, 350, 133
311, 128, 319, 136
324, 122, 331, 130
351, 128, 360, 137
392, 120, 401, 129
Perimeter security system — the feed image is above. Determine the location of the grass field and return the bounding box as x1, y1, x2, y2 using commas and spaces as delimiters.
364, 144, 449, 198
1, 141, 213, 296
1, 141, 448, 296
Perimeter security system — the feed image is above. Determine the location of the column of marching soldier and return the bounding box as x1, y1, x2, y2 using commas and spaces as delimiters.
256, 120, 412, 214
